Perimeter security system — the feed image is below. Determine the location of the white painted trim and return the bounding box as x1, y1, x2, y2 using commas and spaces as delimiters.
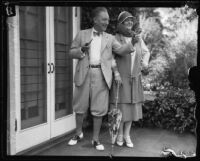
53, 113, 74, 122
49, 6, 55, 138
7, 6, 20, 155
15, 6, 51, 154
51, 114, 76, 137
16, 125, 50, 152
46, 7, 51, 130
18, 123, 48, 132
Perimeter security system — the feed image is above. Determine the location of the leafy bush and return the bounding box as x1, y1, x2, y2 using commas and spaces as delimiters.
140, 85, 196, 134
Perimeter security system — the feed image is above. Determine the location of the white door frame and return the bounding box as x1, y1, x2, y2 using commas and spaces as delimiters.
8, 6, 80, 155
7, 5, 20, 155
15, 6, 51, 153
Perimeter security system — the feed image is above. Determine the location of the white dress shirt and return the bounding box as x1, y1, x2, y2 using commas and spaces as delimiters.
89, 28, 102, 65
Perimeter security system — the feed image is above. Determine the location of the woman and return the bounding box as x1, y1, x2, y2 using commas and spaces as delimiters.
110, 11, 150, 148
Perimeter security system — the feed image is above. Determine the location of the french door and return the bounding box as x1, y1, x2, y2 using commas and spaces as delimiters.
16, 6, 75, 153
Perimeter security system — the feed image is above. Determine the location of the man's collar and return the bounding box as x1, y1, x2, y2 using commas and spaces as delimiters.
92, 27, 101, 33
92, 27, 98, 33
92, 27, 103, 36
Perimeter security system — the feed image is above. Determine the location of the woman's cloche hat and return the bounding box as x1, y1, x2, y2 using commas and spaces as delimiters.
117, 11, 135, 24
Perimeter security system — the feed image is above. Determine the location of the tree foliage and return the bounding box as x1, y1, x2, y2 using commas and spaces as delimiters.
142, 6, 198, 89
141, 87, 196, 134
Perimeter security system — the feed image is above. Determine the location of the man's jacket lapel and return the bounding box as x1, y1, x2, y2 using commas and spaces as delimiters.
84, 29, 93, 46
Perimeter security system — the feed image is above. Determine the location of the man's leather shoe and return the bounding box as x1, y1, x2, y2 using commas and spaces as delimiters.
92, 140, 104, 151
68, 133, 83, 145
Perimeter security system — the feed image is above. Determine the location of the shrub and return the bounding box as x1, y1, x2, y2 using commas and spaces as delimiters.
140, 85, 196, 134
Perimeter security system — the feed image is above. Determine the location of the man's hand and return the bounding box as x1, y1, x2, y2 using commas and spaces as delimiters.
79, 52, 86, 59
81, 39, 93, 53
81, 45, 90, 53
80, 43, 90, 59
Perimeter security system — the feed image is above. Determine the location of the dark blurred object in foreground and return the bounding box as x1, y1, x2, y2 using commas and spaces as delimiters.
188, 66, 200, 158
188, 66, 200, 95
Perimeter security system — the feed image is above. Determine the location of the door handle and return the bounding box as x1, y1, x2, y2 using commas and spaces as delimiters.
48, 63, 51, 74
51, 63, 55, 73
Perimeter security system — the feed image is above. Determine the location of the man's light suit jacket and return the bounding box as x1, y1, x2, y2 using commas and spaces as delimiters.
69, 28, 135, 89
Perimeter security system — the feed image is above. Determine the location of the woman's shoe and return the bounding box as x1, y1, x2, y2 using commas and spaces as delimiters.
124, 136, 134, 148
116, 135, 124, 146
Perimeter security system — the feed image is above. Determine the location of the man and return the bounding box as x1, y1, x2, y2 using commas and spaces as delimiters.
68, 7, 138, 151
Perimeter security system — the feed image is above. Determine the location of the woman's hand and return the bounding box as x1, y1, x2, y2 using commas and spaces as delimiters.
114, 72, 123, 85
131, 28, 142, 45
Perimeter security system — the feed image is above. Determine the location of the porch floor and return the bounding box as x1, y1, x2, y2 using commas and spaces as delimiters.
22, 126, 196, 157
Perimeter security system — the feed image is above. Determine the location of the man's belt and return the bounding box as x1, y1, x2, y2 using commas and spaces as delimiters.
89, 64, 101, 68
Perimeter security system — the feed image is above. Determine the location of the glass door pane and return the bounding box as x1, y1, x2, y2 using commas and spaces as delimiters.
20, 6, 47, 129
54, 7, 73, 119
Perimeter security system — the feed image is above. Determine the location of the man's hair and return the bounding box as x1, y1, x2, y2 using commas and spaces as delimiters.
92, 7, 108, 18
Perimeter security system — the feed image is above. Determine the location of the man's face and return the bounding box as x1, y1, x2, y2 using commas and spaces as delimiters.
93, 11, 109, 32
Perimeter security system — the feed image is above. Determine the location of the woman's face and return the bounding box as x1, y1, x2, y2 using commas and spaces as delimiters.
122, 17, 134, 30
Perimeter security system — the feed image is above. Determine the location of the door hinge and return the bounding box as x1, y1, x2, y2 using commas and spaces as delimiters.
75, 7, 77, 17
15, 119, 17, 131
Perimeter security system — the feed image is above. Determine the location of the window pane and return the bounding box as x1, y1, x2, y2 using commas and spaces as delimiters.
19, 6, 47, 129
54, 7, 73, 119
